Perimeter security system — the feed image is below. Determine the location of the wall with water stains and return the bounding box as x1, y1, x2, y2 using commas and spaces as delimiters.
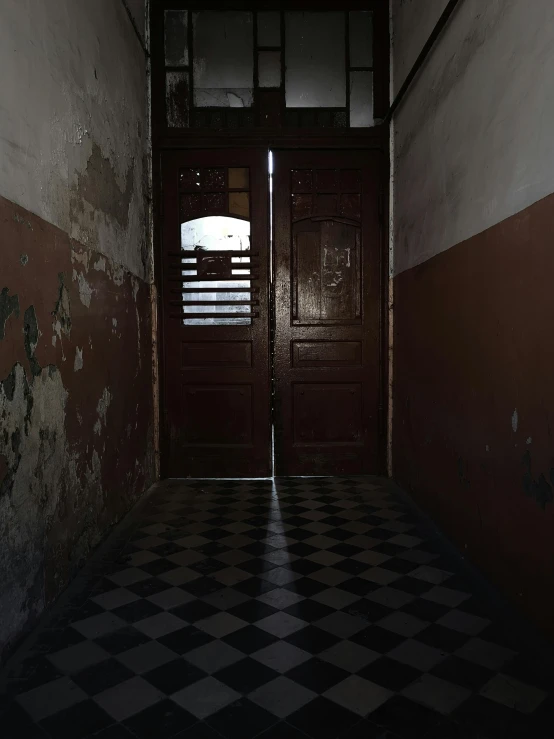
391, 0, 554, 637
0, 0, 154, 661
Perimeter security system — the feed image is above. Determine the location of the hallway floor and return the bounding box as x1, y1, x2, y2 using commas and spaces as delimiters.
2, 477, 553, 739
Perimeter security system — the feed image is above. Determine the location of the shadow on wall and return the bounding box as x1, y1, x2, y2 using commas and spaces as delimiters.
393, 194, 554, 640
0, 198, 155, 663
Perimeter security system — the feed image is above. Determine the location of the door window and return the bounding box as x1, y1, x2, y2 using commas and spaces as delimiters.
162, 8, 376, 129
180, 216, 253, 325
174, 165, 258, 326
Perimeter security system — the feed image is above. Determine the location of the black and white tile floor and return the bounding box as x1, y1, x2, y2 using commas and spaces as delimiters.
2, 477, 553, 738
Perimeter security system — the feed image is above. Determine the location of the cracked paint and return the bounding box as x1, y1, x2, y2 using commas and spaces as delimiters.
23, 306, 41, 377
96, 387, 111, 425
0, 196, 154, 663
74, 347, 83, 372
93, 256, 106, 272
1, 362, 68, 651
70, 142, 134, 231
0, 0, 153, 664
110, 263, 125, 286
13, 213, 32, 230
0, 288, 20, 340
73, 269, 93, 308
71, 249, 89, 272
51, 273, 72, 360
1, 2, 149, 282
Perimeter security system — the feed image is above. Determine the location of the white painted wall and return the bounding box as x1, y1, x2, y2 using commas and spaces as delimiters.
392, 0, 554, 274
124, 0, 147, 45
392, 0, 448, 95
0, 0, 148, 279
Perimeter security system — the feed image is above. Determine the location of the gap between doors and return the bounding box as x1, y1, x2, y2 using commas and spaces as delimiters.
160, 147, 384, 479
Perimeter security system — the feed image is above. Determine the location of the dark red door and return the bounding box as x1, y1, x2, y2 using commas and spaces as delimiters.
161, 149, 271, 477
273, 150, 383, 476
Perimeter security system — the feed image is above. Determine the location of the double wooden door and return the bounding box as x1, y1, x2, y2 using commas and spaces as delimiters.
160, 148, 383, 477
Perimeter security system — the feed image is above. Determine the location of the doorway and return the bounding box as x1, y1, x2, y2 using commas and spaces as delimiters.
160, 148, 383, 478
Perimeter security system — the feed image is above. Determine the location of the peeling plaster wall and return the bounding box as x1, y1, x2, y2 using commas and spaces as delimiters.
392, 1, 554, 637
0, 0, 153, 662
0, 0, 149, 279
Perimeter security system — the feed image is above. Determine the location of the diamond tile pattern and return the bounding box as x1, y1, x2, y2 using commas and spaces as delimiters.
3, 477, 552, 739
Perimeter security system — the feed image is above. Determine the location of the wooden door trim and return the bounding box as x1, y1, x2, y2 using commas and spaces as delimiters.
156, 128, 388, 151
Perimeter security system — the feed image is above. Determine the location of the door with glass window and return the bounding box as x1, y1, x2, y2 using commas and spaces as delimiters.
161, 149, 271, 477
161, 148, 383, 478
157, 5, 386, 478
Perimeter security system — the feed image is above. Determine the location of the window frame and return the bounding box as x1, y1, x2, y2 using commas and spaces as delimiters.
151, 1, 389, 138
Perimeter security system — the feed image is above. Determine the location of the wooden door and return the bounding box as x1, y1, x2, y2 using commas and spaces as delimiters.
273, 150, 383, 476
161, 149, 270, 477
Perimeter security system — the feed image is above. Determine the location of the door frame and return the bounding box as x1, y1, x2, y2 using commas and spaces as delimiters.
153, 133, 389, 478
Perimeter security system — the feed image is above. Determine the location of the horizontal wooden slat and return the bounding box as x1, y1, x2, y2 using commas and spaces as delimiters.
167, 259, 260, 269
170, 300, 259, 306
182, 341, 253, 368
172, 312, 259, 319
168, 251, 258, 257
168, 266, 257, 271
170, 287, 259, 294
169, 266, 257, 272
169, 274, 260, 280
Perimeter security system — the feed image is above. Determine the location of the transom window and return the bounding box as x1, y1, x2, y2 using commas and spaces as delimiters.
163, 9, 375, 129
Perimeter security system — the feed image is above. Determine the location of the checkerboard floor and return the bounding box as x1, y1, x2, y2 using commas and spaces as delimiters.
2, 477, 553, 739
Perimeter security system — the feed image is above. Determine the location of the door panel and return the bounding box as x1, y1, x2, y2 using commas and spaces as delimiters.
293, 383, 363, 443
293, 220, 361, 323
292, 341, 362, 368
161, 150, 270, 477
273, 150, 382, 476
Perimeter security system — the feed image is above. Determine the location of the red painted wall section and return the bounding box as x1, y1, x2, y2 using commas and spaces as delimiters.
393, 193, 554, 638
0, 195, 155, 659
